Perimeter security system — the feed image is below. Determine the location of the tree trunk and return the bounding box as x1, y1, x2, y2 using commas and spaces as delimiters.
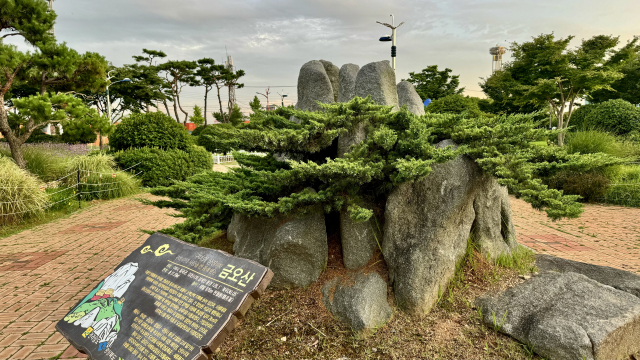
216, 86, 224, 122
163, 100, 171, 117
204, 89, 209, 126
176, 95, 189, 125
0, 94, 26, 169
557, 107, 565, 147
172, 96, 180, 123
99, 131, 103, 151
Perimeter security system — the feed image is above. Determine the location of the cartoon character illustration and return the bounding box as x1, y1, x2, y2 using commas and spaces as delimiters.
63, 262, 138, 350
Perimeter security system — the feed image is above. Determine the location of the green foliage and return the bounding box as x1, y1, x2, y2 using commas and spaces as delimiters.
425, 94, 484, 117
565, 130, 640, 157
190, 105, 205, 126
494, 245, 537, 275
404, 65, 464, 101
546, 171, 610, 202
61, 153, 139, 200
568, 104, 597, 131
150, 97, 622, 243
580, 99, 640, 135
0, 0, 56, 44
0, 156, 49, 225
589, 37, 640, 105
197, 123, 241, 154
109, 112, 190, 151
249, 95, 262, 112
60, 119, 97, 144
604, 165, 640, 207
113, 145, 212, 187
213, 104, 245, 127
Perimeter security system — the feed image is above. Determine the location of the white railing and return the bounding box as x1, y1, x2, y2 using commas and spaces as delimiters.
212, 154, 235, 164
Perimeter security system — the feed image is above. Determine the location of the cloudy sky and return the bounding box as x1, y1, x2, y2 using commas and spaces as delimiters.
7, 0, 640, 115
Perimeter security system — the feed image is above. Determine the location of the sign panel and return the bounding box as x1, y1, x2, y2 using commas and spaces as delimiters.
56, 233, 273, 360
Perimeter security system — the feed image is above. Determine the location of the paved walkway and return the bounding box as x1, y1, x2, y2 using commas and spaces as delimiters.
0, 194, 182, 360
1, 194, 639, 359
513, 197, 640, 274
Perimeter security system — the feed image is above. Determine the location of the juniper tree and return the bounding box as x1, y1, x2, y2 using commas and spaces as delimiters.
150, 97, 624, 243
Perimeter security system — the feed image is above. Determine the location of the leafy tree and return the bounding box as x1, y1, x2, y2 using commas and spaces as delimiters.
0, 3, 107, 169
479, 69, 547, 115
157, 60, 197, 124
404, 65, 464, 101
131, 49, 170, 113
150, 97, 622, 243
0, 0, 56, 43
192, 58, 227, 125
589, 37, 640, 105
425, 94, 483, 117
481, 34, 628, 146
249, 95, 262, 113
190, 105, 205, 126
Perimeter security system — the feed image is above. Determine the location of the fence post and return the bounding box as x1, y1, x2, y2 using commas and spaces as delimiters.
77, 170, 81, 209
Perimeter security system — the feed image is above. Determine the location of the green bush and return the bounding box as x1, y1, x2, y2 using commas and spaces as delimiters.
568, 104, 597, 131
425, 94, 484, 117
109, 112, 190, 151
579, 99, 640, 135
113, 145, 213, 187
63, 153, 140, 200
602, 165, 640, 207
60, 119, 98, 144
197, 124, 239, 154
191, 125, 208, 136
0, 156, 49, 225
565, 130, 639, 158
546, 171, 610, 203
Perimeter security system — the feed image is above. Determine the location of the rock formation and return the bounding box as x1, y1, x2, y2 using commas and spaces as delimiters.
397, 80, 425, 116
354, 60, 399, 109
382, 140, 517, 314
339, 206, 381, 269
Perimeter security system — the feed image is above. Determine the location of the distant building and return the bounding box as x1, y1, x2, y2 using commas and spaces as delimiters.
265, 104, 277, 111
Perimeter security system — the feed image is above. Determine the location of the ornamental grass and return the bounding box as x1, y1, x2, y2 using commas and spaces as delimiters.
0, 156, 49, 225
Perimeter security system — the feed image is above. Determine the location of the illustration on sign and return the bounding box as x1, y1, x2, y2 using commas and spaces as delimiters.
56, 233, 273, 360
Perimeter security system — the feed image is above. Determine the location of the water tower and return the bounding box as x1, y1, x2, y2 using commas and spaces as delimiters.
490, 45, 506, 73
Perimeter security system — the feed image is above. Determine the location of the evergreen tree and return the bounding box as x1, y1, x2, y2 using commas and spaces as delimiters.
249, 95, 262, 113
151, 97, 622, 243
404, 65, 464, 101
190, 105, 205, 126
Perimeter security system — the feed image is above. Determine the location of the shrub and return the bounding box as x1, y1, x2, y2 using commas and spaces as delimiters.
113, 145, 213, 187
0, 143, 92, 182
197, 124, 240, 154
602, 165, 640, 207
579, 99, 640, 135
63, 153, 140, 200
0, 156, 49, 225
60, 119, 98, 144
109, 112, 190, 151
546, 170, 610, 203
425, 94, 484, 117
565, 130, 639, 158
568, 104, 597, 131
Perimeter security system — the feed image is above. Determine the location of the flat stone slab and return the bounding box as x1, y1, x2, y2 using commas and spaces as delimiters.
536, 254, 640, 298
476, 272, 640, 360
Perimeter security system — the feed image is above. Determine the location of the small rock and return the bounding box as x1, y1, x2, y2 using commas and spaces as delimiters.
280, 336, 287, 342
322, 272, 392, 337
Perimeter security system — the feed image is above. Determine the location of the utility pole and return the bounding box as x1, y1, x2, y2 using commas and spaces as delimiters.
225, 47, 236, 110
257, 87, 271, 110
377, 15, 404, 71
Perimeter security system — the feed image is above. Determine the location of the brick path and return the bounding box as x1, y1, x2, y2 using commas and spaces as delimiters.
513, 197, 640, 274
1, 193, 640, 359
0, 194, 181, 360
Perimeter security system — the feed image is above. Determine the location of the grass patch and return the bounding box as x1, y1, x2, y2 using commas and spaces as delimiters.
0, 156, 49, 225
494, 245, 538, 275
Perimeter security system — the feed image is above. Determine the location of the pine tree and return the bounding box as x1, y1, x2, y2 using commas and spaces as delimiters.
249, 95, 262, 113
150, 97, 623, 243
190, 105, 205, 126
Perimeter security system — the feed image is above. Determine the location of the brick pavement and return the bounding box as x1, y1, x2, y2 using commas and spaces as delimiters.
1, 192, 639, 359
0, 194, 182, 360
512, 197, 640, 274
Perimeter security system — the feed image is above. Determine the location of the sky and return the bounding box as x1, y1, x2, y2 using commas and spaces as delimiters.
6, 0, 640, 116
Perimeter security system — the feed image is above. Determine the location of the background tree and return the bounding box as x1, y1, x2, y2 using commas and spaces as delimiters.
192, 58, 226, 125
589, 37, 640, 105
224, 68, 245, 116
131, 48, 169, 112
190, 105, 204, 126
425, 94, 483, 117
404, 65, 464, 101
157, 60, 197, 124
249, 95, 262, 113
481, 34, 627, 146
0, 0, 56, 43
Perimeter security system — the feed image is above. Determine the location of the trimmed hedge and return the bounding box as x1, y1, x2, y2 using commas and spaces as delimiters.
197, 123, 239, 154
109, 112, 190, 151
571, 99, 640, 135
113, 145, 213, 187
425, 94, 484, 117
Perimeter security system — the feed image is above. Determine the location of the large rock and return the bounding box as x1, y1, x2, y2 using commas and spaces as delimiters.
337, 63, 360, 103
476, 272, 640, 360
382, 140, 518, 314
355, 61, 399, 109
228, 209, 328, 288
295, 60, 335, 112
337, 122, 366, 158
397, 81, 425, 116
340, 207, 381, 269
319, 60, 340, 102
321, 272, 392, 336
536, 254, 640, 298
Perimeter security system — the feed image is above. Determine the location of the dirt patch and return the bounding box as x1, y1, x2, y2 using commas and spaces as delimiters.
204, 233, 542, 360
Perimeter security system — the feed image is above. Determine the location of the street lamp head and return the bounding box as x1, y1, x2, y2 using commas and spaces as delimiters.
379, 36, 392, 42
282, 94, 288, 98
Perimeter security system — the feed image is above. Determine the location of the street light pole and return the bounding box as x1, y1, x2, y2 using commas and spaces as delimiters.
278, 91, 288, 107
105, 71, 132, 123
377, 15, 404, 71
